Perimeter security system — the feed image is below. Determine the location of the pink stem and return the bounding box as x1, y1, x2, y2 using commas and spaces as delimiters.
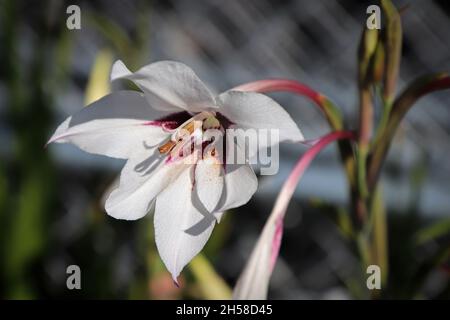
269, 130, 356, 271
233, 79, 325, 113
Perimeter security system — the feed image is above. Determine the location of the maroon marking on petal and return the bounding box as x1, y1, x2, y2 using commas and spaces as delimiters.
222, 132, 228, 172
158, 111, 192, 125
215, 113, 233, 171
191, 163, 197, 190
144, 120, 161, 127
165, 155, 173, 164
145, 120, 177, 129
216, 112, 235, 129
201, 140, 212, 157
162, 122, 180, 130
144, 111, 192, 130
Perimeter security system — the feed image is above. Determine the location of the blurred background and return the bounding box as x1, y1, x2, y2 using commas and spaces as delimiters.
0, 0, 449, 299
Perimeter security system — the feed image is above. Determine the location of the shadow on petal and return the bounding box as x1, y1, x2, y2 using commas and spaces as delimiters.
134, 145, 165, 176
184, 214, 216, 237
70, 90, 167, 126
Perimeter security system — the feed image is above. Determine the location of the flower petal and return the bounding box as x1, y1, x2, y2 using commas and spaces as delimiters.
216, 164, 258, 213
154, 167, 216, 282
233, 131, 355, 299
105, 152, 191, 220
195, 157, 224, 213
232, 215, 282, 300
48, 91, 168, 159
111, 60, 216, 113
216, 91, 304, 143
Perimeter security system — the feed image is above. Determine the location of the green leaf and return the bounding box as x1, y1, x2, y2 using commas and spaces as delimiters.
189, 254, 232, 300
371, 38, 385, 85
86, 13, 132, 62
358, 28, 379, 88
370, 186, 388, 286
85, 48, 113, 105
415, 218, 450, 245
368, 73, 450, 189
4, 170, 51, 298
356, 28, 378, 205
381, 0, 402, 104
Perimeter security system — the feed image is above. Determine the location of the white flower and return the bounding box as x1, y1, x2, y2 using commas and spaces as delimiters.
48, 60, 303, 282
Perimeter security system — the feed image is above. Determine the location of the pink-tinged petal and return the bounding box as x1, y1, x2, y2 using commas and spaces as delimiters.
232, 79, 343, 131
195, 157, 224, 213
216, 91, 304, 143
47, 91, 168, 159
232, 79, 324, 107
270, 217, 283, 273
154, 167, 216, 282
233, 131, 355, 300
111, 60, 216, 113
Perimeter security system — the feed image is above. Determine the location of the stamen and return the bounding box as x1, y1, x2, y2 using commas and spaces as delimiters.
158, 111, 223, 160
182, 120, 196, 135
158, 140, 176, 154
202, 116, 220, 130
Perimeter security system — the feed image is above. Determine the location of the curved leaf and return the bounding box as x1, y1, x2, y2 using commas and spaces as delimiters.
368, 73, 450, 188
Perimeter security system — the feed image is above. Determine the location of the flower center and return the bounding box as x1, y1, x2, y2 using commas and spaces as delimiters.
158, 111, 222, 159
